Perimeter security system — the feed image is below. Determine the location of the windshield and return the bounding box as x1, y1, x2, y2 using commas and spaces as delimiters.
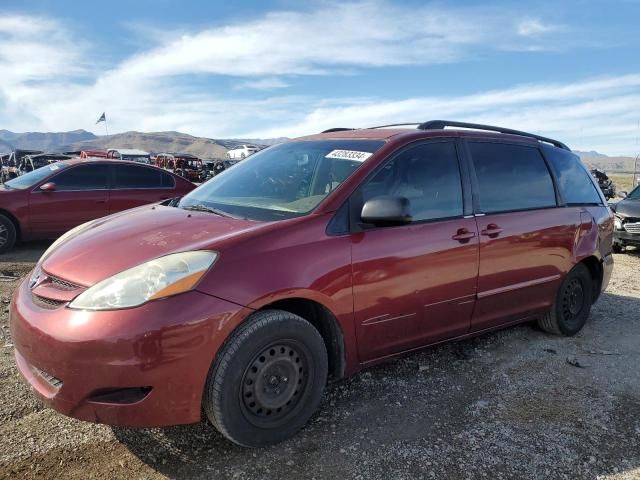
4, 163, 67, 189
627, 185, 640, 200
179, 140, 384, 220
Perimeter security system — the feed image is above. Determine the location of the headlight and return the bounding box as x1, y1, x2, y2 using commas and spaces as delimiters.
614, 215, 623, 230
69, 251, 217, 311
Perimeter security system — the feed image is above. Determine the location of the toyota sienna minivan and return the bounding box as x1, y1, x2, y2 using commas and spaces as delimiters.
10, 121, 614, 447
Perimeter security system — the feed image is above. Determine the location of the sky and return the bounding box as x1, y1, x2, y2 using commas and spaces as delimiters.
1, 0, 640, 155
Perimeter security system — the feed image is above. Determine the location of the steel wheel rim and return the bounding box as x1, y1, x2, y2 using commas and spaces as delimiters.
561, 278, 585, 326
240, 341, 310, 427
0, 224, 7, 248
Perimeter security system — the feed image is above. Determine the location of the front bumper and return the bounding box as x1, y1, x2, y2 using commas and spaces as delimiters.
613, 230, 640, 247
10, 278, 250, 427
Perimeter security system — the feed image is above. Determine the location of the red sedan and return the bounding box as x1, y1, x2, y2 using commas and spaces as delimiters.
0, 159, 195, 252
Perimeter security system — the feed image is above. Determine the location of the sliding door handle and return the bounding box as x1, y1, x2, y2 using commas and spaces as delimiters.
452, 228, 476, 243
481, 223, 503, 237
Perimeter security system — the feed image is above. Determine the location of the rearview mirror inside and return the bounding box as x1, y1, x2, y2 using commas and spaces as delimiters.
617, 191, 628, 198
361, 195, 412, 226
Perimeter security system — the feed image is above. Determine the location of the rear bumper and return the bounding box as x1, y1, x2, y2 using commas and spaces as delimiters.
10, 278, 250, 427
614, 230, 640, 246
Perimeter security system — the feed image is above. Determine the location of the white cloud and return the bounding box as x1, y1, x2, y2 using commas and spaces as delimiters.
241, 75, 640, 156
517, 19, 561, 37
235, 77, 290, 90
0, 6, 637, 155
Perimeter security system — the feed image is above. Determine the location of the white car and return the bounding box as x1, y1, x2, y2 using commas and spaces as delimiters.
226, 145, 259, 160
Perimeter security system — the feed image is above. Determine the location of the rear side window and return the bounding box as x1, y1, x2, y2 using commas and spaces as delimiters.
361, 141, 463, 222
113, 165, 174, 189
469, 142, 556, 213
51, 164, 109, 191
542, 146, 602, 205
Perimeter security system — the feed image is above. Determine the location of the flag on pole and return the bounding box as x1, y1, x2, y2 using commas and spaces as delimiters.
96, 112, 106, 124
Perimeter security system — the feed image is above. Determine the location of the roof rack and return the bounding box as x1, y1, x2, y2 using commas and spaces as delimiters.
321, 128, 355, 133
368, 123, 421, 129
418, 120, 570, 150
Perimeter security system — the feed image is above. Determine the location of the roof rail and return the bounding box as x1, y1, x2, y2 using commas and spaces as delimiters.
418, 120, 570, 150
321, 128, 355, 133
368, 123, 421, 129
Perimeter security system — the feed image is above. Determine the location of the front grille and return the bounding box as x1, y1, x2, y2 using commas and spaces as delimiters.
623, 222, 640, 234
33, 366, 63, 389
32, 294, 65, 310
48, 276, 81, 291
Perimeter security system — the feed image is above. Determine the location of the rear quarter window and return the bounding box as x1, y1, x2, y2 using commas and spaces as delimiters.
542, 145, 602, 205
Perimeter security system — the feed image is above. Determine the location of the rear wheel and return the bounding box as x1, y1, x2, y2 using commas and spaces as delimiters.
0, 215, 17, 254
538, 263, 593, 336
203, 310, 328, 447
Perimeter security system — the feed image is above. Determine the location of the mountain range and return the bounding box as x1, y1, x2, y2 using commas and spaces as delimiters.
0, 129, 636, 170
0, 129, 284, 160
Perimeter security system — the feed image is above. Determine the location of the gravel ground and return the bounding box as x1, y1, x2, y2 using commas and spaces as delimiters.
0, 243, 639, 480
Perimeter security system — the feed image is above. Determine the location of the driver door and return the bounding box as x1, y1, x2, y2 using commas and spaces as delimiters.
350, 141, 479, 362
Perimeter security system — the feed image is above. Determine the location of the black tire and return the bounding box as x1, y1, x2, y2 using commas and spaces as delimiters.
612, 243, 624, 254
0, 214, 17, 254
203, 310, 328, 447
538, 263, 594, 336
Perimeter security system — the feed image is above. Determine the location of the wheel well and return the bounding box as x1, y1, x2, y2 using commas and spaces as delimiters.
579, 256, 603, 302
259, 299, 346, 381
0, 209, 20, 240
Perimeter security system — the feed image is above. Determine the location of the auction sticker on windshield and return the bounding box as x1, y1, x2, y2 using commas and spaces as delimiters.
325, 150, 373, 162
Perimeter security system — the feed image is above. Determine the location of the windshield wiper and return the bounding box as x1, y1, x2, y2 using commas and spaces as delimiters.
182, 204, 237, 218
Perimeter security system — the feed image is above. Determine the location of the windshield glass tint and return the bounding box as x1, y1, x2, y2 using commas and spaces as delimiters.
179, 140, 384, 220
4, 163, 68, 189
628, 186, 640, 200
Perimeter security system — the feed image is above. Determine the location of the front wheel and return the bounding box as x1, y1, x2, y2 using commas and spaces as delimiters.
538, 263, 594, 336
0, 214, 17, 254
203, 310, 328, 447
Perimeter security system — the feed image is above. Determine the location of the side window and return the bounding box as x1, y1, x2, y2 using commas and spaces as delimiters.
113, 165, 164, 189
468, 142, 556, 213
161, 171, 176, 187
361, 142, 463, 222
50, 164, 109, 191
542, 145, 602, 205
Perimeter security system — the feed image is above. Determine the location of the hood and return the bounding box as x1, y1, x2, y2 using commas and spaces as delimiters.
42, 205, 264, 286
614, 198, 640, 218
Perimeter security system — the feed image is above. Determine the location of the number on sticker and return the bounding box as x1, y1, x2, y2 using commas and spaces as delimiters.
325, 150, 373, 162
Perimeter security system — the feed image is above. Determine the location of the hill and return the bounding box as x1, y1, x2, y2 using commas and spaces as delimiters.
0, 129, 96, 151
61, 131, 231, 159
0, 129, 284, 159
575, 151, 638, 172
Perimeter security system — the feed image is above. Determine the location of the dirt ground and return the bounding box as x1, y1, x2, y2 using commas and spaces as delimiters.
0, 243, 639, 480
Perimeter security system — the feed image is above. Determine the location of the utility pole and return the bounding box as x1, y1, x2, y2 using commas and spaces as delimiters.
636, 120, 639, 187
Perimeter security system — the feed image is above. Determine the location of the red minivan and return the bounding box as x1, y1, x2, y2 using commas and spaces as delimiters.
10, 121, 614, 447
0, 159, 195, 252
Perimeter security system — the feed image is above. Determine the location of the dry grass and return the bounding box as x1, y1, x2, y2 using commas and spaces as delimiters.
608, 172, 638, 194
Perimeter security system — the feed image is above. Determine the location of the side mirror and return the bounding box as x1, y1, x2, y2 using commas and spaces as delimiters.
40, 182, 57, 192
361, 195, 412, 226
617, 191, 628, 199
